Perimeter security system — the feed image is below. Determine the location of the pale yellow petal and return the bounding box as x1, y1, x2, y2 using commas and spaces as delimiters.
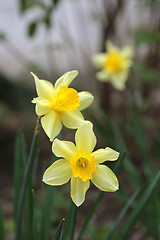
41, 111, 62, 141
31, 72, 55, 100
70, 177, 90, 206
92, 165, 119, 192
111, 79, 126, 91
124, 59, 133, 68
55, 70, 78, 91
78, 91, 94, 111
92, 147, 119, 164
43, 159, 72, 186
96, 70, 110, 82
75, 122, 96, 154
60, 110, 86, 129
121, 46, 134, 59
35, 97, 51, 116
106, 41, 120, 53
110, 71, 128, 91
52, 138, 76, 159
92, 53, 106, 68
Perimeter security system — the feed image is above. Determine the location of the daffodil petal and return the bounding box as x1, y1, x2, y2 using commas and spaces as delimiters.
78, 91, 94, 111
110, 71, 128, 91
55, 70, 78, 91
92, 165, 119, 192
92, 147, 119, 164
75, 122, 96, 154
31, 72, 55, 100
34, 97, 51, 116
92, 53, 106, 68
52, 139, 76, 159
60, 110, 86, 129
111, 80, 126, 91
41, 111, 62, 141
106, 41, 120, 54
96, 70, 110, 82
43, 159, 72, 186
121, 46, 134, 59
71, 177, 90, 206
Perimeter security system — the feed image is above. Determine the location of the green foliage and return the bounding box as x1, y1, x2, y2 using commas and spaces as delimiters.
0, 200, 5, 240
134, 29, 160, 46
2, 88, 160, 240
27, 21, 38, 37
132, 63, 160, 82
53, 218, 65, 240
18, 0, 61, 37
86, 95, 160, 239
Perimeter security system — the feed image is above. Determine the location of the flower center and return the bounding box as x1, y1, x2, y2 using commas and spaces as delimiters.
70, 152, 97, 182
52, 86, 80, 112
104, 53, 124, 73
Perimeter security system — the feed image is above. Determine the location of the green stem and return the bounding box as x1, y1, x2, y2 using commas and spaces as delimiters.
69, 203, 77, 240
14, 118, 40, 240
77, 192, 104, 240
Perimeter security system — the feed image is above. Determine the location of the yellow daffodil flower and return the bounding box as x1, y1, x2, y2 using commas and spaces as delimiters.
92, 41, 134, 90
32, 71, 94, 141
43, 122, 119, 206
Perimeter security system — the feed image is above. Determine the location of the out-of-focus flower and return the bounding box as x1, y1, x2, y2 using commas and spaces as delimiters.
43, 122, 119, 206
92, 41, 134, 90
32, 71, 94, 141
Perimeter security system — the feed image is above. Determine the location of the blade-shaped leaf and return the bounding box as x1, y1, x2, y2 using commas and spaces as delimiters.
105, 189, 140, 240
117, 171, 160, 240
0, 199, 5, 240
13, 131, 22, 221
53, 218, 65, 240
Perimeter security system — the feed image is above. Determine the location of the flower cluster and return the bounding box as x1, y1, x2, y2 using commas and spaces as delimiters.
32, 68, 119, 206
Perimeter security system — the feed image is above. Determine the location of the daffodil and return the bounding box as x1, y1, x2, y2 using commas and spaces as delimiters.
32, 71, 94, 141
92, 41, 134, 90
43, 122, 119, 207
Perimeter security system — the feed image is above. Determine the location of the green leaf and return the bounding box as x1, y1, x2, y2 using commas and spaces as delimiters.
134, 28, 160, 46
52, 0, 61, 7
128, 83, 155, 178
99, 107, 141, 188
13, 132, 22, 221
117, 171, 160, 240
0, 199, 5, 240
68, 203, 77, 240
20, 133, 28, 168
27, 21, 38, 37
24, 188, 35, 240
105, 189, 140, 240
32, 149, 40, 186
15, 131, 39, 240
0, 32, 7, 41
39, 186, 55, 240
153, 134, 160, 166
43, 15, 51, 28
53, 218, 65, 240
132, 63, 160, 83
63, 201, 77, 240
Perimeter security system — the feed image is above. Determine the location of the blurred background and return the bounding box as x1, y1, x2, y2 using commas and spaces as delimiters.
0, 0, 160, 239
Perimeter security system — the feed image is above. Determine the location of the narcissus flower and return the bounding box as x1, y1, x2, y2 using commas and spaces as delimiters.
43, 122, 119, 206
32, 71, 94, 141
92, 41, 134, 90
